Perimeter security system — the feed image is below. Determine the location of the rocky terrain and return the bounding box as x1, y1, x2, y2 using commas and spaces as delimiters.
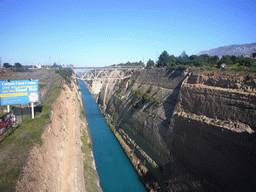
197, 43, 256, 57
15, 80, 102, 192
96, 68, 256, 191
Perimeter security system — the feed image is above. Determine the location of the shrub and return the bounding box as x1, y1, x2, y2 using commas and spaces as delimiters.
131, 101, 137, 107
142, 93, 151, 102
147, 85, 153, 94
152, 97, 161, 105
131, 89, 142, 98
117, 92, 125, 97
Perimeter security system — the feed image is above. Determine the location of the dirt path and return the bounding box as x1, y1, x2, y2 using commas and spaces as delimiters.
16, 83, 86, 192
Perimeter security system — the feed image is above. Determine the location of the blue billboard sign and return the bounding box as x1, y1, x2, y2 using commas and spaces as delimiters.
0, 80, 39, 105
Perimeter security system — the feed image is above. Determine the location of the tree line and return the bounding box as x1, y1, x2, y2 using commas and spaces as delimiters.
2, 62, 31, 72
2, 62, 73, 70
111, 51, 255, 70
113, 61, 144, 67
156, 51, 256, 68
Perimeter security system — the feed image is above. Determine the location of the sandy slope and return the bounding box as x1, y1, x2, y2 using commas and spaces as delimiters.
16, 83, 86, 192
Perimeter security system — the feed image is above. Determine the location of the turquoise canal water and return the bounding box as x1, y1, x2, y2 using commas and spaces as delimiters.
79, 80, 146, 192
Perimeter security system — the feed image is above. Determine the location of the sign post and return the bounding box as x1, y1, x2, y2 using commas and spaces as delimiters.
28, 92, 38, 119
31, 103, 34, 119
0, 80, 39, 119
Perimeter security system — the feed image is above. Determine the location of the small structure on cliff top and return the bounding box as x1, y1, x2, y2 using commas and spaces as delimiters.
220, 63, 229, 69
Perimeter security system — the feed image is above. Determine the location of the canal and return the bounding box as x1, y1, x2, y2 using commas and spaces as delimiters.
79, 80, 146, 192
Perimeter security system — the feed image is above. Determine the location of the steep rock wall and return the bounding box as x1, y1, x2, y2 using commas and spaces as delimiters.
98, 69, 186, 165
173, 72, 256, 191
97, 69, 256, 191
97, 69, 191, 190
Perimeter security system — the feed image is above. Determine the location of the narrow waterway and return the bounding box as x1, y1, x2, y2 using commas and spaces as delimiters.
79, 80, 146, 192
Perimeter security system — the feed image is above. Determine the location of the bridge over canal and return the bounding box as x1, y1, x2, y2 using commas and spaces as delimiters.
72, 66, 142, 81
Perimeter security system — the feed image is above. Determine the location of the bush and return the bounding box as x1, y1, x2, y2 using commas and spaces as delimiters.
152, 97, 161, 105
142, 93, 151, 102
131, 89, 142, 98
147, 85, 153, 94
131, 101, 138, 107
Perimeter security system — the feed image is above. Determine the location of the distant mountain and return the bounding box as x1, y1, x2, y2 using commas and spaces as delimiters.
196, 43, 256, 58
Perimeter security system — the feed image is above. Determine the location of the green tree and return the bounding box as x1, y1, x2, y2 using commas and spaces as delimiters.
211, 55, 219, 65
147, 59, 154, 67
181, 51, 189, 64
189, 55, 198, 61
176, 56, 183, 65
169, 55, 176, 62
15, 62, 22, 68
168, 55, 177, 66
3, 63, 12, 68
198, 54, 210, 64
230, 55, 237, 64
52, 62, 57, 68
189, 55, 199, 66
239, 57, 253, 67
157, 50, 170, 67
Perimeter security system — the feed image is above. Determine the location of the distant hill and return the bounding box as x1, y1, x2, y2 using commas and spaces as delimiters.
197, 43, 256, 58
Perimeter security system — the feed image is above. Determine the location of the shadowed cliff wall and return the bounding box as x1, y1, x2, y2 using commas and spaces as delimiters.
96, 69, 256, 191
173, 71, 256, 191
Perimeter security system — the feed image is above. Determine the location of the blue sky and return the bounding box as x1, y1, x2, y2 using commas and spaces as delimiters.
0, 0, 255, 67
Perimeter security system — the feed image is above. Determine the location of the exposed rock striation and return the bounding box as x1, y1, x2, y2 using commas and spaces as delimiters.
173, 71, 256, 191
96, 68, 256, 191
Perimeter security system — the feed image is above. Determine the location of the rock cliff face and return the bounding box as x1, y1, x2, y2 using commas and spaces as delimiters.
16, 80, 102, 192
86, 80, 104, 94
174, 71, 256, 191
96, 69, 256, 191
